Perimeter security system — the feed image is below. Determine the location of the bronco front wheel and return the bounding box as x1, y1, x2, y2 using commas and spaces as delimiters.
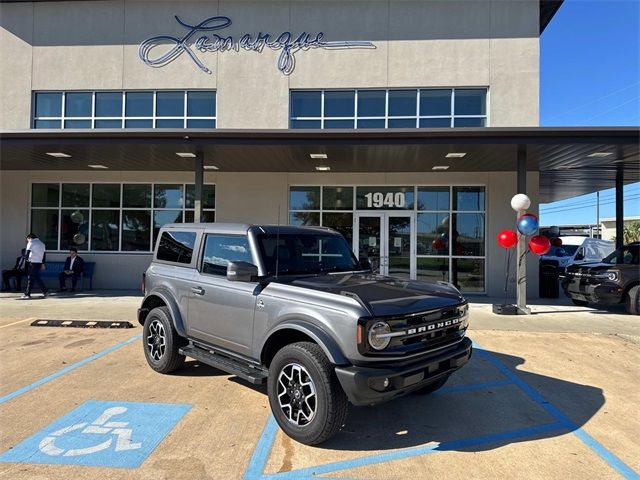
268, 342, 348, 445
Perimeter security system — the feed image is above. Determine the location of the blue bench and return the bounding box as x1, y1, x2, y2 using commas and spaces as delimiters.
40, 261, 95, 290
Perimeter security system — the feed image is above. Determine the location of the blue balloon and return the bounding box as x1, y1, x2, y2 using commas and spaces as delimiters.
516, 214, 538, 236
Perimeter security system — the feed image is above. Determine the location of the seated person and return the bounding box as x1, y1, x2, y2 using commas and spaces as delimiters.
58, 247, 85, 292
2, 249, 27, 291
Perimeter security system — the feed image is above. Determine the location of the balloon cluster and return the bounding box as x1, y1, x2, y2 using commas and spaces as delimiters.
496, 194, 550, 256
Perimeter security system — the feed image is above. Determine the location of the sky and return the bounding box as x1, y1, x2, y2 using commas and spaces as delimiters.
538, 0, 640, 226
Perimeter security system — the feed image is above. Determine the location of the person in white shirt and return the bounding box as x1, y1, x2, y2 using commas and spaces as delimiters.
20, 233, 49, 299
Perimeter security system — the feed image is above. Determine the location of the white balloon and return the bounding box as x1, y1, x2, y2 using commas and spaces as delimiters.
549, 225, 560, 236
511, 193, 531, 212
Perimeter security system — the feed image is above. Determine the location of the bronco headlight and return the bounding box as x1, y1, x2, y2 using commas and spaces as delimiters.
595, 272, 618, 281
368, 321, 391, 350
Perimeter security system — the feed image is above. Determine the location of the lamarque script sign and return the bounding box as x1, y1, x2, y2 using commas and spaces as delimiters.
139, 16, 375, 75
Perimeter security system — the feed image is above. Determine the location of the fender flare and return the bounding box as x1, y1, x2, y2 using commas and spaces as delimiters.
140, 290, 187, 337
263, 320, 349, 366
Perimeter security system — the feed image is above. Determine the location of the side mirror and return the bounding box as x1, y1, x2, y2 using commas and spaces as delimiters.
359, 257, 373, 272
227, 261, 259, 282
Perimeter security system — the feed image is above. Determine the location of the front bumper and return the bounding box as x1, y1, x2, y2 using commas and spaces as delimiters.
334, 337, 472, 406
561, 278, 624, 305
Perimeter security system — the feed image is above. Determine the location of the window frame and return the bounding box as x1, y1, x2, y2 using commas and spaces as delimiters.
32, 90, 217, 129
29, 182, 216, 254
290, 88, 489, 129
289, 184, 487, 293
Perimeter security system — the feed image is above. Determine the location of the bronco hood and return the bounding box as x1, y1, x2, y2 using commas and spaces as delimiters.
280, 273, 465, 317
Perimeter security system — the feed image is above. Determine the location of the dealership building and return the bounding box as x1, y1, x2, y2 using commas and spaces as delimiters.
1, 0, 638, 295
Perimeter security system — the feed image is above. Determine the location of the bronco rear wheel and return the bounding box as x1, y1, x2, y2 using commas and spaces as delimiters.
143, 306, 186, 373
268, 342, 348, 445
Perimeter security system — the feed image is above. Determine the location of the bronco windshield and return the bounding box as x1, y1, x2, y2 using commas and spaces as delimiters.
257, 233, 360, 276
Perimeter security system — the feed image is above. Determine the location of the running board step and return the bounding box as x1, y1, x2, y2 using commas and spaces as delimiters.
179, 345, 268, 385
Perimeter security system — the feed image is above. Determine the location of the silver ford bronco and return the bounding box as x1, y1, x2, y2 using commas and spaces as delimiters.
139, 223, 472, 445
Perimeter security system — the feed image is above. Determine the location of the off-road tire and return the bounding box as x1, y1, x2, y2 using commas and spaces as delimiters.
625, 285, 640, 315
413, 374, 450, 395
268, 342, 348, 445
571, 298, 589, 307
143, 306, 186, 373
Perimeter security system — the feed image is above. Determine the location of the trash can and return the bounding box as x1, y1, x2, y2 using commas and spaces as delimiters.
539, 261, 560, 298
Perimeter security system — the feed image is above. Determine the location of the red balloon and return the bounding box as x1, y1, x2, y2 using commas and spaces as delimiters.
529, 235, 551, 255
432, 238, 445, 250
497, 229, 518, 249
552, 237, 563, 247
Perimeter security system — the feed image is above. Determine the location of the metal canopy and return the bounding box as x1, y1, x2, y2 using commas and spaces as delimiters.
1, 127, 638, 203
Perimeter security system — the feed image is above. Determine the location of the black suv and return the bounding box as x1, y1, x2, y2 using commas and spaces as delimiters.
561, 242, 640, 315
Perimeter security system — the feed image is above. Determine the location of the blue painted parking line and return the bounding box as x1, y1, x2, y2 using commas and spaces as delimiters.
474, 343, 639, 480
0, 334, 142, 406
263, 422, 567, 479
244, 345, 638, 479
0, 400, 191, 469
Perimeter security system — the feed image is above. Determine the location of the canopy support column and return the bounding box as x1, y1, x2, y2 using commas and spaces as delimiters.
615, 164, 624, 251
516, 144, 530, 314
194, 152, 204, 223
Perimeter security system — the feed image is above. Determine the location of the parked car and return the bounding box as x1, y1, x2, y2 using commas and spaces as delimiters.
561, 242, 640, 315
138, 224, 472, 444
542, 236, 615, 271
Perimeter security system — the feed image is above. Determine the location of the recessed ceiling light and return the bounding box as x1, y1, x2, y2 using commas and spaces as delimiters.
315, 165, 331, 171
310, 153, 327, 159
203, 165, 219, 170
88, 164, 108, 169
176, 152, 196, 158
445, 152, 466, 158
432, 165, 450, 171
46, 152, 71, 158
587, 152, 612, 158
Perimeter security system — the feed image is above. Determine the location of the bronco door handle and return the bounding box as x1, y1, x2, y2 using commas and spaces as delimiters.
191, 286, 205, 295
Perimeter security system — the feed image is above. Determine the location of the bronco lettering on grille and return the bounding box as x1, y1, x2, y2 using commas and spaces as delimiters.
405, 317, 463, 335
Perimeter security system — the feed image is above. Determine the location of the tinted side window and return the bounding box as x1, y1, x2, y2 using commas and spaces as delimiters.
202, 234, 253, 276
157, 231, 197, 264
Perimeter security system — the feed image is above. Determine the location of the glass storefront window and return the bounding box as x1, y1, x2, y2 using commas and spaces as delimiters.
156, 91, 184, 117
30, 210, 59, 250
420, 89, 452, 116
125, 92, 153, 117
388, 90, 417, 117
417, 213, 450, 256
417, 257, 449, 283
91, 210, 119, 251
452, 213, 485, 256
122, 210, 151, 251
454, 89, 487, 116
187, 91, 216, 117
95, 92, 122, 117
290, 91, 322, 117
453, 186, 485, 211
322, 212, 353, 244
30, 182, 214, 252
123, 184, 151, 208
35, 93, 62, 117
452, 258, 485, 292
92, 184, 120, 208
154, 184, 184, 209
357, 90, 385, 117
60, 209, 89, 250
185, 184, 216, 209
32, 183, 59, 207
289, 212, 320, 226
322, 187, 353, 210
61, 184, 90, 207
417, 187, 450, 211
355, 186, 414, 210
289, 186, 320, 211
65, 92, 92, 117
324, 91, 355, 117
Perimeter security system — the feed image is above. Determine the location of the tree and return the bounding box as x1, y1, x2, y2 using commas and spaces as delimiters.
612, 221, 640, 244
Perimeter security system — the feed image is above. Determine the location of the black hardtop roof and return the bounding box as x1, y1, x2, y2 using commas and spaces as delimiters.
161, 223, 338, 235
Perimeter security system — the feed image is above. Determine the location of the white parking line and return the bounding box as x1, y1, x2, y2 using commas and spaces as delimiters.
0, 318, 35, 329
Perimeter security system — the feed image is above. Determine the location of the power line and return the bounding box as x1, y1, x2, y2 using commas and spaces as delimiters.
540, 185, 640, 210
540, 194, 640, 214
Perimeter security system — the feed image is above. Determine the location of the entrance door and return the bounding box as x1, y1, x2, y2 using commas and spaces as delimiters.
354, 213, 415, 279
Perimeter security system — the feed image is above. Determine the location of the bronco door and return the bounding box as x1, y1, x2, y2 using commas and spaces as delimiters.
188, 233, 259, 357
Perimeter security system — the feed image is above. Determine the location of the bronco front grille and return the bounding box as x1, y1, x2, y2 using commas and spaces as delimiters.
358, 304, 469, 357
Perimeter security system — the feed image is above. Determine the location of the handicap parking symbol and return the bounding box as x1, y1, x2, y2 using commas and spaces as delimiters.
0, 400, 191, 468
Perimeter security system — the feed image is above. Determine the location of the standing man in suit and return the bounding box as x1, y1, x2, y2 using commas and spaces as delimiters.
20, 233, 49, 299
2, 249, 27, 291
59, 247, 85, 292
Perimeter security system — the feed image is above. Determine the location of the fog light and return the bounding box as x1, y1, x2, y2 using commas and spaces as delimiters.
369, 377, 392, 392
383, 377, 390, 388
